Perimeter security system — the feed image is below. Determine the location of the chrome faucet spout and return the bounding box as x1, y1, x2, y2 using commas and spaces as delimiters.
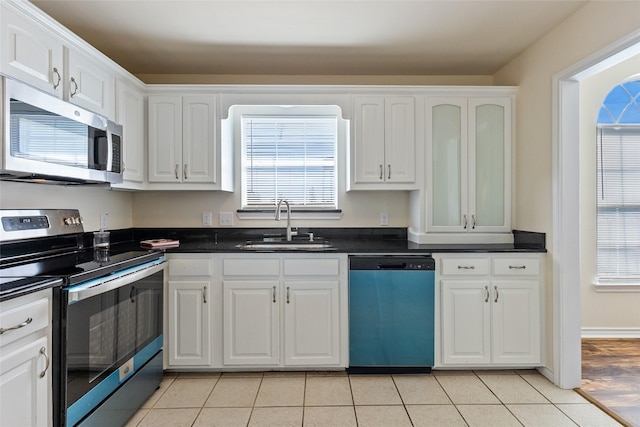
275, 199, 294, 241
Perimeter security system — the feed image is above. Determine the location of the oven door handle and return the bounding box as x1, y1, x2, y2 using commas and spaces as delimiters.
67, 261, 166, 304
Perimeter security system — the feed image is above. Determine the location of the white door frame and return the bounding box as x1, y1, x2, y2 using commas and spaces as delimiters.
552, 31, 640, 389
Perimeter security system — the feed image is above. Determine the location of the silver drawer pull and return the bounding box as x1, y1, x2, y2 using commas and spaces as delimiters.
0, 317, 33, 335
457, 265, 475, 270
39, 347, 49, 378
509, 265, 527, 270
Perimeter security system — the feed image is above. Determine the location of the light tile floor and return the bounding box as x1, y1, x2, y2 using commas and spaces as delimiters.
125, 370, 623, 427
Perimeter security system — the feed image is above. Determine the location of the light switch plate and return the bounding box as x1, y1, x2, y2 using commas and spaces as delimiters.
202, 212, 213, 226
380, 212, 389, 226
219, 212, 234, 226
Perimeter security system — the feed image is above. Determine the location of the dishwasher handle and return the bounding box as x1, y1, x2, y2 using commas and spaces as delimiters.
377, 263, 407, 270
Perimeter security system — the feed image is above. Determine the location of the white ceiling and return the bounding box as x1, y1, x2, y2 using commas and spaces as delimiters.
30, 0, 589, 77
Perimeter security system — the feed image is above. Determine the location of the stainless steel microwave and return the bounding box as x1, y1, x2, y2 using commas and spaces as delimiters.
1, 78, 123, 184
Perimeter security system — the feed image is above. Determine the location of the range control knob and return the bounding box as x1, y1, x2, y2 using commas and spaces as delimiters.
63, 217, 74, 226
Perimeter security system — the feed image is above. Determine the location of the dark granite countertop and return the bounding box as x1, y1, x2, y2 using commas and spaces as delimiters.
109, 227, 547, 254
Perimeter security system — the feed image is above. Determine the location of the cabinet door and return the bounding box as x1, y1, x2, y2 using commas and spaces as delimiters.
0, 336, 49, 427
148, 96, 182, 182
468, 98, 511, 232
115, 80, 145, 184
168, 280, 211, 366
65, 47, 115, 119
384, 97, 415, 183
491, 280, 540, 364
426, 98, 469, 232
0, 5, 63, 95
223, 281, 280, 366
352, 97, 385, 183
182, 96, 216, 183
283, 281, 340, 366
441, 280, 491, 364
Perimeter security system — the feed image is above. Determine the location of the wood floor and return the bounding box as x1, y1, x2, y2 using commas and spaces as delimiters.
580, 339, 640, 427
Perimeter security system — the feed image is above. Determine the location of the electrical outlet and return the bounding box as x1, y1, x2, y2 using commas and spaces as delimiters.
202, 212, 213, 226
100, 212, 109, 229
219, 212, 234, 226
380, 212, 389, 226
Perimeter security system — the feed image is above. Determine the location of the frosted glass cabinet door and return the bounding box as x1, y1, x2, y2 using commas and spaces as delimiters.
427, 99, 468, 231
469, 99, 511, 232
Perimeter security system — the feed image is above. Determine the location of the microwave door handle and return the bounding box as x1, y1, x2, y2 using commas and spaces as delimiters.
67, 262, 165, 304
106, 131, 114, 171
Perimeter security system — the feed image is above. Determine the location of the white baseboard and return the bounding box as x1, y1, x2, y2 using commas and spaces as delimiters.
581, 327, 640, 338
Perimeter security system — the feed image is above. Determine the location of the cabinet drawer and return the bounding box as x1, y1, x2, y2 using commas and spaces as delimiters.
284, 259, 340, 276
223, 259, 280, 276
493, 258, 540, 276
169, 258, 212, 276
0, 297, 48, 348
440, 258, 490, 275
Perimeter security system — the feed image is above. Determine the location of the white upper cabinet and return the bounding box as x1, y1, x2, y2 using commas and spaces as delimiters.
148, 95, 219, 187
113, 79, 146, 187
426, 96, 512, 234
64, 46, 115, 119
1, 2, 116, 119
349, 96, 416, 190
1, 4, 63, 95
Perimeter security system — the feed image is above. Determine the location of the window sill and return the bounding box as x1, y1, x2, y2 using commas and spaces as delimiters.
236, 209, 343, 220
593, 280, 640, 292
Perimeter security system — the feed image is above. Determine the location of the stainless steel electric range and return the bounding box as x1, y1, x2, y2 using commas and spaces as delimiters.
0, 209, 166, 427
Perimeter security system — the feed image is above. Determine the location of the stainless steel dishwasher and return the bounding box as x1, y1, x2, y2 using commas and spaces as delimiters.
348, 255, 435, 373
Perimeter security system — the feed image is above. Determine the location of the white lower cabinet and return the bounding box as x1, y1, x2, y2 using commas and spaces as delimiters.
167, 256, 213, 367
221, 255, 347, 369
283, 281, 340, 366
0, 290, 52, 427
223, 280, 280, 366
437, 254, 542, 367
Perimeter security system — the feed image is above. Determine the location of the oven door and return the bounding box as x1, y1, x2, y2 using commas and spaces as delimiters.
58, 259, 165, 427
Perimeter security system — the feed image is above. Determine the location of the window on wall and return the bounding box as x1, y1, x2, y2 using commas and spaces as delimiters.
239, 106, 340, 212
596, 80, 640, 284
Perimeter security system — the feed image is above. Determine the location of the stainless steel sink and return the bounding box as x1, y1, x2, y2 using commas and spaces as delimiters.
237, 239, 334, 251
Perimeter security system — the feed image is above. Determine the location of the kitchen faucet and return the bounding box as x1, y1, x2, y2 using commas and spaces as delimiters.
275, 199, 296, 241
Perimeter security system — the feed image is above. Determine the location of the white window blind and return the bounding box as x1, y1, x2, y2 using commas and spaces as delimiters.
11, 114, 88, 167
241, 115, 338, 209
596, 125, 640, 281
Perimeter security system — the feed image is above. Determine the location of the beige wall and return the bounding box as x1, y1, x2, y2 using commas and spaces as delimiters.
0, 181, 134, 231
493, 0, 640, 365
132, 190, 410, 228
579, 55, 640, 333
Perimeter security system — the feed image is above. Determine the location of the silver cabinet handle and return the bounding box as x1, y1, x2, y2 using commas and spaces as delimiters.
175, 164, 179, 180
472, 214, 476, 230
52, 67, 61, 89
69, 77, 78, 97
463, 214, 468, 229
509, 265, 527, 270
457, 265, 475, 270
286, 286, 290, 304
39, 347, 49, 378
184, 164, 188, 180
494, 285, 499, 303
203, 286, 207, 304
379, 164, 383, 180
272, 285, 277, 303
0, 317, 33, 335
484, 286, 489, 303
387, 164, 391, 180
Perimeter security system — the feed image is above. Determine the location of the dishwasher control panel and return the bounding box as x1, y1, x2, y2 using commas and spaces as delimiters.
349, 256, 435, 271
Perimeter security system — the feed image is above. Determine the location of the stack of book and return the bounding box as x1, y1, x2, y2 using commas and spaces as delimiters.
140, 239, 180, 249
